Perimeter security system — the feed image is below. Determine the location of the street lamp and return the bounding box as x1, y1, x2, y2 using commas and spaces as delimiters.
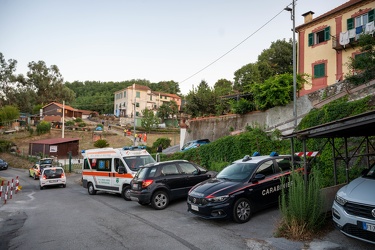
285, 0, 297, 128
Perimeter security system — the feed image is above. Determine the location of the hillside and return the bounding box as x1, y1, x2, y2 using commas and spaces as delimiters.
1, 127, 180, 161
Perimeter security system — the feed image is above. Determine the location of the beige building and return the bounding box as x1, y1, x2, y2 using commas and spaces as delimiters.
296, 0, 374, 96
113, 84, 181, 118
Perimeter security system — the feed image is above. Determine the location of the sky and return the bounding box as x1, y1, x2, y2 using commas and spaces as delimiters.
1, 0, 347, 95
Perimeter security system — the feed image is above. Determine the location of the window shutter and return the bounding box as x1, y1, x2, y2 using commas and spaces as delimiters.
369, 9, 374, 23
324, 27, 330, 41
308, 33, 314, 46
347, 18, 354, 30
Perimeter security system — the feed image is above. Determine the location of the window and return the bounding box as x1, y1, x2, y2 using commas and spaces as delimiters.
314, 63, 325, 78
161, 164, 179, 175
136, 111, 139, 116
308, 27, 330, 46
150, 95, 152, 101
179, 163, 198, 174
276, 158, 291, 172
348, 9, 374, 40
136, 91, 140, 98
256, 161, 274, 176
123, 91, 126, 97
136, 102, 139, 107
90, 158, 111, 171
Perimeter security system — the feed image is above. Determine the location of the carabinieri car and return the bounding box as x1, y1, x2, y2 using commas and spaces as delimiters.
187, 152, 300, 223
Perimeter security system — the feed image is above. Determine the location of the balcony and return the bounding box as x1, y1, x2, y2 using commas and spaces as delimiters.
332, 35, 357, 51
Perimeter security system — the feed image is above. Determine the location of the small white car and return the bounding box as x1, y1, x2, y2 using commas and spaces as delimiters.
332, 163, 375, 244
39, 167, 66, 190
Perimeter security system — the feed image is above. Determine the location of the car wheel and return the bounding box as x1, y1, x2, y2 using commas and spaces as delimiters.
62, 184, 66, 188
88, 183, 97, 195
232, 198, 252, 223
121, 185, 131, 201
40, 186, 43, 190
151, 190, 169, 210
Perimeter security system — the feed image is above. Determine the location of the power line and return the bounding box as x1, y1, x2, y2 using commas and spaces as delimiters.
179, 3, 294, 84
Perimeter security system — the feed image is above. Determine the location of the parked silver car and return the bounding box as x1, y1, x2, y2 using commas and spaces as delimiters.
332, 163, 375, 244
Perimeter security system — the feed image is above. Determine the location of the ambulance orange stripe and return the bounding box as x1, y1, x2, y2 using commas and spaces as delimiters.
82, 171, 134, 178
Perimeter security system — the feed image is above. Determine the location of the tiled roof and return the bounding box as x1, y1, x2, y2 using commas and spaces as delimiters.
296, 0, 370, 30
152, 91, 181, 99
126, 84, 151, 91
30, 138, 80, 144
42, 102, 79, 112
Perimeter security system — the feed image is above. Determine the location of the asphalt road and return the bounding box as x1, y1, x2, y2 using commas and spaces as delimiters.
0, 167, 374, 250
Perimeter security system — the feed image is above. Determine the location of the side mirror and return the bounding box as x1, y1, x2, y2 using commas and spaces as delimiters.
252, 173, 265, 183
118, 166, 125, 174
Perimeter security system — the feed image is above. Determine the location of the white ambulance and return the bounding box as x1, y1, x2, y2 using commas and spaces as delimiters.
81, 146, 156, 200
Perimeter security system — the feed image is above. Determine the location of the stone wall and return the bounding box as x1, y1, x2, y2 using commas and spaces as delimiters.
183, 80, 375, 144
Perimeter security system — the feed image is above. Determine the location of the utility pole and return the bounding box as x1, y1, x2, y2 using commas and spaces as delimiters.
285, 0, 297, 128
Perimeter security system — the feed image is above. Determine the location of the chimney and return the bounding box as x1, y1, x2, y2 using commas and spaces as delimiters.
302, 11, 315, 23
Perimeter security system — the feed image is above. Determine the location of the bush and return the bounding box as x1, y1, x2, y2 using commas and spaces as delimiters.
0, 140, 13, 152
36, 121, 51, 135
65, 120, 75, 126
78, 122, 86, 127
277, 170, 325, 239
75, 117, 83, 122
152, 137, 171, 153
94, 139, 109, 148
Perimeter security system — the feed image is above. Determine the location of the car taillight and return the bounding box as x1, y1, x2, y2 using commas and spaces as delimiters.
42, 175, 47, 180
142, 179, 153, 188
61, 173, 65, 178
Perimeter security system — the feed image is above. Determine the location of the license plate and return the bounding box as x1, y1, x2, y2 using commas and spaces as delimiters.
49, 180, 58, 183
191, 204, 199, 211
362, 222, 375, 232
132, 183, 138, 189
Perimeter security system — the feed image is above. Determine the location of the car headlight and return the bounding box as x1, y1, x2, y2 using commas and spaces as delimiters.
335, 194, 347, 206
206, 195, 229, 203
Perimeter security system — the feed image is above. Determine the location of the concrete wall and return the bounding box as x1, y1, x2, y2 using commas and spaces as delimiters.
182, 80, 375, 145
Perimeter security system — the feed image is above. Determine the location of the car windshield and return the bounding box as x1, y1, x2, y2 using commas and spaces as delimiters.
124, 155, 156, 171
364, 164, 375, 179
181, 142, 194, 150
41, 159, 53, 164
216, 163, 258, 181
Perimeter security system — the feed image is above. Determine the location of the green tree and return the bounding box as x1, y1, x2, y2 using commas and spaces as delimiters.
141, 108, 160, 133
157, 101, 178, 122
251, 73, 304, 110
214, 79, 233, 96
345, 34, 375, 86
149, 80, 180, 94
0, 105, 20, 126
257, 39, 294, 77
233, 63, 261, 92
184, 80, 218, 117
0, 52, 19, 107
229, 98, 255, 114
26, 61, 75, 105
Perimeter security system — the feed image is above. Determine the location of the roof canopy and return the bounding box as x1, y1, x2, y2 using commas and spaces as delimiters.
283, 110, 375, 139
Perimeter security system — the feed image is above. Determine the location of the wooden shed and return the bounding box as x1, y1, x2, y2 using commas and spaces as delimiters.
29, 138, 80, 158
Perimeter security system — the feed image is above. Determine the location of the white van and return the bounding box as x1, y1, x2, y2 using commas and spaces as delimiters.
81, 146, 156, 200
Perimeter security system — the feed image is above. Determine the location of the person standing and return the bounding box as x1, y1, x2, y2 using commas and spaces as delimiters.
157, 144, 163, 153
138, 133, 142, 142
134, 133, 138, 143
143, 133, 147, 142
